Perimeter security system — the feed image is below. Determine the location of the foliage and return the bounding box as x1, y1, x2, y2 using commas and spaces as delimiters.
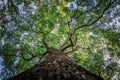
0, 0, 120, 80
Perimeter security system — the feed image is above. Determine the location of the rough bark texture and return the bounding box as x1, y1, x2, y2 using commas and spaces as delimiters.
8, 48, 104, 80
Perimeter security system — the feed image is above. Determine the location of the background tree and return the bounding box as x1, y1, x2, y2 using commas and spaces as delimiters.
0, 0, 120, 80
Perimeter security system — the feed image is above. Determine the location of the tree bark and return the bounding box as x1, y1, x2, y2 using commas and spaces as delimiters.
8, 48, 104, 80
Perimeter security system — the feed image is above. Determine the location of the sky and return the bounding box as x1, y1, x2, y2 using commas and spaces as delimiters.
0, 57, 4, 73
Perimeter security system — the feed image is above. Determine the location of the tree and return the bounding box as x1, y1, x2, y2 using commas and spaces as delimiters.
0, 0, 120, 80
8, 48, 104, 80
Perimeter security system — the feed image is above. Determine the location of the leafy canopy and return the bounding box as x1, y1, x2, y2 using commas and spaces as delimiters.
0, 0, 120, 79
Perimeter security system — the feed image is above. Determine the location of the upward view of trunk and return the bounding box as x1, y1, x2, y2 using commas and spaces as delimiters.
8, 48, 104, 80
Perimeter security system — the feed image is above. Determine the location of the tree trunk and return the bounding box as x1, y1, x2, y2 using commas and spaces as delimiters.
8, 48, 104, 80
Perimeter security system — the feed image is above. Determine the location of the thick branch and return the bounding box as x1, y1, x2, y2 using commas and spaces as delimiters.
61, 33, 74, 51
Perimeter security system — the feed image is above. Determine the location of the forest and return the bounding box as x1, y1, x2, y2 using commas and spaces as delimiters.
0, 0, 120, 80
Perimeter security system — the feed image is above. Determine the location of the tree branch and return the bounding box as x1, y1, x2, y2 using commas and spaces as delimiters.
61, 32, 74, 51
76, 0, 103, 19
41, 31, 49, 50
65, 45, 79, 54
72, 0, 116, 35
21, 52, 36, 61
